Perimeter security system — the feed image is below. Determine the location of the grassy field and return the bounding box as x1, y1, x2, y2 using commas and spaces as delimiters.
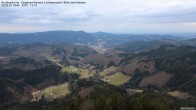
40, 83, 70, 100
46, 55, 63, 67
100, 66, 116, 76
60, 66, 78, 73
126, 89, 143, 95
168, 91, 192, 99
60, 66, 94, 79
78, 69, 92, 79
104, 72, 131, 86
46, 55, 61, 62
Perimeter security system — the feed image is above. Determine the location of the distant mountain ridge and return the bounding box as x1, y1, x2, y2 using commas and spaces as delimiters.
0, 30, 186, 44
117, 38, 196, 52
0, 31, 93, 44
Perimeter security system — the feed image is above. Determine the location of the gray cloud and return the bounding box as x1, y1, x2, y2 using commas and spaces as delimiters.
0, 0, 196, 33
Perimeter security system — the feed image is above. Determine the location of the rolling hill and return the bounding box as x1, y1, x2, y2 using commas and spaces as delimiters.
0, 38, 196, 110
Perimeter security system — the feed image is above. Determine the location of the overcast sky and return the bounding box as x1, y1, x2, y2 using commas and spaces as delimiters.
0, 0, 196, 33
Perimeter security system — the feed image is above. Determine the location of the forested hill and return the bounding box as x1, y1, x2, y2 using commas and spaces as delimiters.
0, 31, 183, 44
